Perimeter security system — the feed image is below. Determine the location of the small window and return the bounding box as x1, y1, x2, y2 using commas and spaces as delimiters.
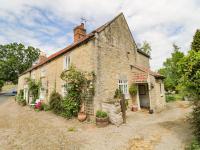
40, 67, 46, 77
118, 80, 128, 94
64, 55, 71, 70
160, 83, 163, 95
62, 83, 68, 96
32, 73, 35, 79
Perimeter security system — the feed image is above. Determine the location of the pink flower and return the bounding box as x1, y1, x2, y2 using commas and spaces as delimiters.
35, 101, 41, 109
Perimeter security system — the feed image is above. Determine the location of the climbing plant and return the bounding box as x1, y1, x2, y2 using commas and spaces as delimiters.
60, 66, 95, 118
26, 78, 41, 103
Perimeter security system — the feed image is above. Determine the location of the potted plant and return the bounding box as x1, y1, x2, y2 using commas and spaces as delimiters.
129, 83, 138, 111
96, 110, 109, 127
78, 105, 87, 122
114, 89, 123, 101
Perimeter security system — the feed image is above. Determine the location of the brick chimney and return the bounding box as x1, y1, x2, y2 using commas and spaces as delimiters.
38, 51, 47, 63
73, 23, 86, 43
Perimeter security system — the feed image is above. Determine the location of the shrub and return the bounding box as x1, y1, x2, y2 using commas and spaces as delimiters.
186, 139, 200, 150
61, 97, 79, 118
26, 78, 41, 103
42, 103, 50, 111
129, 83, 137, 97
16, 90, 26, 106
114, 89, 123, 99
190, 101, 200, 143
166, 94, 176, 102
49, 91, 62, 114
96, 110, 108, 118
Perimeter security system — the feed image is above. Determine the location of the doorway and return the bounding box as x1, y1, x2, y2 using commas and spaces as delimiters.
138, 84, 150, 109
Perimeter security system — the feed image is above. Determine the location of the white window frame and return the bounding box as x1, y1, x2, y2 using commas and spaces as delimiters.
62, 83, 68, 97
64, 55, 71, 70
118, 80, 128, 95
31, 72, 35, 79
40, 67, 46, 77
160, 83, 163, 96
39, 79, 46, 99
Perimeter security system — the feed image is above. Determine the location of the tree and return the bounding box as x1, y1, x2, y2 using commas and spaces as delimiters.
178, 29, 200, 143
191, 29, 200, 52
140, 41, 152, 55
0, 43, 40, 84
158, 44, 184, 92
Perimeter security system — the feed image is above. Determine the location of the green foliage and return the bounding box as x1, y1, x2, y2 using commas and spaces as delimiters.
192, 29, 200, 52
49, 91, 62, 114
165, 94, 176, 102
158, 44, 184, 92
190, 102, 200, 143
61, 97, 80, 118
178, 50, 200, 99
129, 83, 137, 97
165, 94, 183, 103
0, 80, 4, 91
40, 103, 50, 111
96, 110, 108, 118
16, 90, 26, 106
26, 78, 41, 103
114, 88, 123, 99
186, 139, 200, 150
178, 30, 200, 144
0, 43, 40, 84
140, 41, 152, 55
60, 66, 95, 118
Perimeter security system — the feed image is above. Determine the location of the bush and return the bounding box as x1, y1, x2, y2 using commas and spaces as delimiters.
61, 97, 80, 118
166, 94, 176, 102
49, 91, 62, 114
96, 110, 108, 118
42, 103, 50, 111
114, 89, 123, 99
186, 139, 200, 150
190, 101, 200, 143
129, 83, 137, 97
16, 90, 26, 106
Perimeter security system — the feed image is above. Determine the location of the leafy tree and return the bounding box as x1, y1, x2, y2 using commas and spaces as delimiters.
191, 29, 200, 52
158, 44, 184, 92
179, 50, 200, 143
140, 41, 152, 55
0, 43, 40, 84
178, 29, 200, 144
0, 80, 4, 91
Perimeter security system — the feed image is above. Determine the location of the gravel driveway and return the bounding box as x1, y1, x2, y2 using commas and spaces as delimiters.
0, 97, 193, 150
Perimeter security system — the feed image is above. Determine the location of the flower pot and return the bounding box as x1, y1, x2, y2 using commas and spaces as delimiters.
149, 109, 154, 114
78, 112, 87, 122
96, 116, 109, 127
131, 105, 138, 112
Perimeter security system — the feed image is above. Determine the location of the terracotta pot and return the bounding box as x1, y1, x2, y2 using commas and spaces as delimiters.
131, 105, 138, 112
96, 116, 109, 127
78, 112, 87, 122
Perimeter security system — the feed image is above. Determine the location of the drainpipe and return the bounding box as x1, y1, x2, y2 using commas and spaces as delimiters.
147, 72, 152, 110
136, 84, 141, 110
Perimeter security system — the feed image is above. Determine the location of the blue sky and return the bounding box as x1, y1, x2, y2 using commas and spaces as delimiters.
0, 0, 200, 70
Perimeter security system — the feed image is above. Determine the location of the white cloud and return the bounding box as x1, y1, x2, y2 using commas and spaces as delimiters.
0, 0, 200, 70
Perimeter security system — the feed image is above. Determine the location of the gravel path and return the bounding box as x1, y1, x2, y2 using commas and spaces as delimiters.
0, 97, 193, 150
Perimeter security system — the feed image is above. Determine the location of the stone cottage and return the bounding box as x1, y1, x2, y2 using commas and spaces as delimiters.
18, 13, 166, 114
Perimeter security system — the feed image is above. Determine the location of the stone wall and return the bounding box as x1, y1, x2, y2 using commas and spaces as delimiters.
17, 41, 95, 104
149, 75, 166, 112
93, 14, 138, 111
137, 53, 150, 68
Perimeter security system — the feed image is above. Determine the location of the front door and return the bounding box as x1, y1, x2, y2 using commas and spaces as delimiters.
138, 84, 150, 108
